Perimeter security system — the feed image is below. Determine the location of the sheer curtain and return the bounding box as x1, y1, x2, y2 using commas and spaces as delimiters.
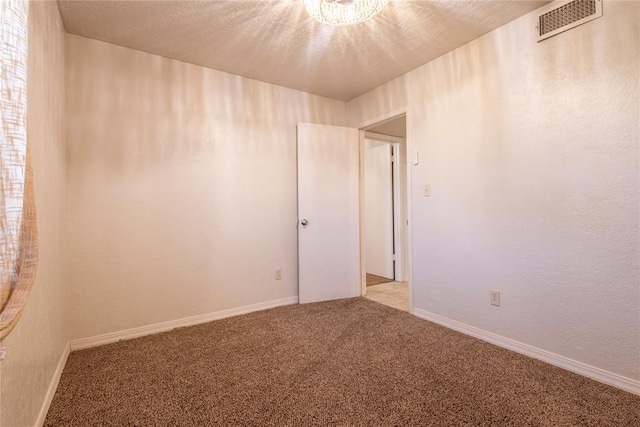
0, 0, 37, 340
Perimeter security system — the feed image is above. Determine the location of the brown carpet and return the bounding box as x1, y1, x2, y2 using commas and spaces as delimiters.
45, 298, 639, 426
366, 273, 393, 287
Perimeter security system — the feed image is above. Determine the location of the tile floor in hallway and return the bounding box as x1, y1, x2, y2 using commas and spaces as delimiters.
364, 282, 409, 312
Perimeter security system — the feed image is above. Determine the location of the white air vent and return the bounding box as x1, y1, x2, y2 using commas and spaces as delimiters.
536, 0, 602, 42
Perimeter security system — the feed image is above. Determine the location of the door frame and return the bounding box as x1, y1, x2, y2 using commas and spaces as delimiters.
362, 132, 404, 282
357, 109, 413, 313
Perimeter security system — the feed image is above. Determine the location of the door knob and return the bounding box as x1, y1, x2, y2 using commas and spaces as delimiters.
300, 219, 309, 226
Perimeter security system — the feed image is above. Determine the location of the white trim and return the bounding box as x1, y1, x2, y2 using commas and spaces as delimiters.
70, 297, 299, 351
361, 132, 405, 286
403, 120, 413, 314
355, 109, 413, 313
35, 342, 70, 427
359, 130, 367, 297
391, 141, 402, 282
413, 308, 640, 395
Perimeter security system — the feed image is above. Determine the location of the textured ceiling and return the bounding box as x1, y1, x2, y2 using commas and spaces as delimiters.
57, 0, 548, 101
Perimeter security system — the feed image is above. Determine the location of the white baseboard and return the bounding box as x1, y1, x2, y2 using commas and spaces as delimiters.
35, 342, 70, 427
413, 308, 640, 396
70, 296, 299, 351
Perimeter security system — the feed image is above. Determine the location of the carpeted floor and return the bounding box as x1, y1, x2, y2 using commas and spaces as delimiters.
366, 273, 393, 287
45, 298, 640, 426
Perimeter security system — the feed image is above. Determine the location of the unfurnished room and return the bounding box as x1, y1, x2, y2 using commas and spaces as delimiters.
0, 0, 639, 425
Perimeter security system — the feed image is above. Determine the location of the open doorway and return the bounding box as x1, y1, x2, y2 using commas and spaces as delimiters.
360, 115, 409, 312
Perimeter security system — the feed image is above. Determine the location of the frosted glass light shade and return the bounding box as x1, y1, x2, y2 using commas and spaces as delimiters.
303, 0, 389, 26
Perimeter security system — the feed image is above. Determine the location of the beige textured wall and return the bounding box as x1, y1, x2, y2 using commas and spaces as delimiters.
0, 1, 68, 426
66, 35, 348, 340
349, 1, 639, 381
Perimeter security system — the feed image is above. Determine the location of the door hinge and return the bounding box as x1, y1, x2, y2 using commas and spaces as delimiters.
391, 154, 395, 163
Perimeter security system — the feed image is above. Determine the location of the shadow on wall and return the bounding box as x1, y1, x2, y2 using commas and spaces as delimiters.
66, 35, 348, 176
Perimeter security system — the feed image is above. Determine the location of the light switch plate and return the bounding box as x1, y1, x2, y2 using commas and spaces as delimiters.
423, 184, 431, 197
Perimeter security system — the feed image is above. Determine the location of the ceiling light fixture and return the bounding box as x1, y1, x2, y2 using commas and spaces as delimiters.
303, 0, 389, 26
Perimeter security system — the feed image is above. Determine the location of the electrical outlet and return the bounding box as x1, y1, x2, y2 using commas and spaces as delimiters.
274, 268, 282, 280
490, 290, 501, 306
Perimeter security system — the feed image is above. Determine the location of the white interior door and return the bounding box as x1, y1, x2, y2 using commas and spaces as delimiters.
297, 123, 361, 304
364, 139, 394, 279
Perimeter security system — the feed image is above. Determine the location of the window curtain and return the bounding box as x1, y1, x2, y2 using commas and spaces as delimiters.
0, 0, 37, 340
